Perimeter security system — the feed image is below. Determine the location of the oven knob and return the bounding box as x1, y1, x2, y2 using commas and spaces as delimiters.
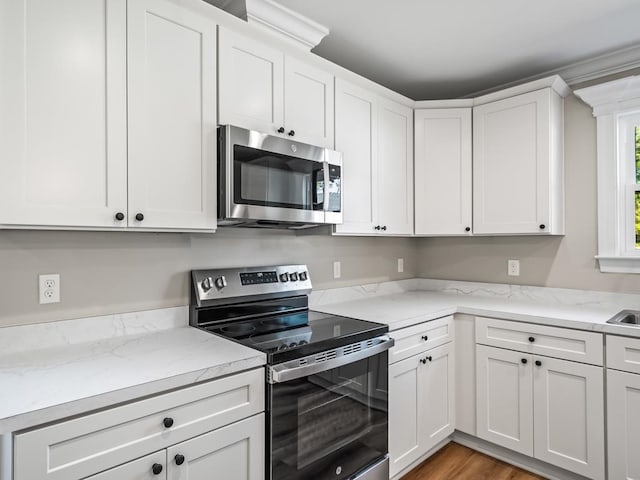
299, 271, 308, 281
201, 277, 214, 291
279, 273, 289, 282
214, 276, 227, 290
289, 272, 299, 282
289, 342, 297, 348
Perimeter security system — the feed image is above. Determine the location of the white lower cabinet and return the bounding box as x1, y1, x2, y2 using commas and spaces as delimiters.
389, 332, 454, 478
476, 343, 604, 480
14, 369, 264, 480
607, 334, 640, 480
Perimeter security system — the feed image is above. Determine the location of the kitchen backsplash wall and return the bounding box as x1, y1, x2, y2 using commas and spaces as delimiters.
0, 228, 417, 327
418, 93, 640, 294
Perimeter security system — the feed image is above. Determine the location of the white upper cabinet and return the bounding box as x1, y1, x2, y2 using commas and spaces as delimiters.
334, 79, 378, 234
414, 108, 472, 236
127, 0, 217, 231
218, 28, 334, 148
0, 0, 128, 228
377, 98, 414, 235
0, 0, 217, 231
473, 88, 565, 235
334, 79, 413, 236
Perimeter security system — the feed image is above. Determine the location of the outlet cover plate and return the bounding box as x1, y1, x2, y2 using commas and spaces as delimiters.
39, 274, 60, 304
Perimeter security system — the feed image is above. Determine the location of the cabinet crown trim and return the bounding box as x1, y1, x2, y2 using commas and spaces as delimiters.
244, 0, 329, 50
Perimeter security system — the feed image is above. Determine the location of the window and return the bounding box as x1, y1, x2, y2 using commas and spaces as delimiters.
575, 76, 640, 272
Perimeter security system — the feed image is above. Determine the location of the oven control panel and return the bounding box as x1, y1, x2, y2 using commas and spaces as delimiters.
192, 265, 312, 305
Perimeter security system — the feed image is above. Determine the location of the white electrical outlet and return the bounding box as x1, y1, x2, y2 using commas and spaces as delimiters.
397, 258, 404, 273
333, 261, 341, 279
39, 274, 60, 304
507, 260, 520, 277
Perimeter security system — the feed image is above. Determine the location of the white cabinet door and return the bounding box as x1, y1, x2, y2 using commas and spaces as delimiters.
284, 56, 334, 148
334, 79, 378, 235
420, 342, 455, 452
218, 28, 284, 135
476, 345, 533, 456
414, 108, 472, 235
389, 354, 422, 477
167, 414, 264, 480
86, 451, 167, 480
608, 369, 640, 480
127, 0, 217, 231
377, 98, 414, 235
0, 0, 128, 228
473, 89, 562, 235
533, 357, 605, 480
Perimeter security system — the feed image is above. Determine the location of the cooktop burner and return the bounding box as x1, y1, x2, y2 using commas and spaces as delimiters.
202, 310, 387, 363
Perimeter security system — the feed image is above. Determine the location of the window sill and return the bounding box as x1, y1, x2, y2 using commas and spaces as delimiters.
596, 256, 640, 273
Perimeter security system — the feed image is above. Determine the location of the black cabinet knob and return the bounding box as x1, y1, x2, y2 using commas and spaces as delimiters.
421, 335, 428, 341
539, 224, 546, 230
175, 454, 185, 466
135, 213, 144, 222
115, 212, 125, 221
288, 130, 295, 136
521, 358, 528, 364
152, 463, 163, 475
528, 337, 535, 343
426, 356, 433, 362
381, 226, 387, 231
374, 225, 381, 230
535, 360, 542, 367
163, 417, 174, 428
420, 358, 427, 364
465, 227, 471, 232
277, 127, 285, 133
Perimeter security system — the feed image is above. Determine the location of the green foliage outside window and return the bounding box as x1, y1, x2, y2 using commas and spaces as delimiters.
636, 127, 640, 248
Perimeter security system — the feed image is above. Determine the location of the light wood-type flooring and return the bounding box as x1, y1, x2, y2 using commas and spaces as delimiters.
401, 442, 547, 480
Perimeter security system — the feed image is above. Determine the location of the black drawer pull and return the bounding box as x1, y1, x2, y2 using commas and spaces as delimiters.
152, 464, 163, 475
175, 454, 185, 466
163, 417, 174, 428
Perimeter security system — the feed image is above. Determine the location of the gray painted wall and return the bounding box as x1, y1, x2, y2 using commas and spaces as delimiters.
0, 228, 417, 327
417, 93, 640, 294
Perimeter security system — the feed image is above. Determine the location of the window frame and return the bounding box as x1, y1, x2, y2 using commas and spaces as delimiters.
575, 76, 640, 273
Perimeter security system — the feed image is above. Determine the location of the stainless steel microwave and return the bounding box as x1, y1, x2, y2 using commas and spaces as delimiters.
218, 125, 343, 229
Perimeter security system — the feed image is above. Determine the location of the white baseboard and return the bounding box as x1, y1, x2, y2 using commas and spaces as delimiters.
451, 431, 592, 480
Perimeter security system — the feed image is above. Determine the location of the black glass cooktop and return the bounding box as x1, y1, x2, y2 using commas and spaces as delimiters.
203, 310, 387, 364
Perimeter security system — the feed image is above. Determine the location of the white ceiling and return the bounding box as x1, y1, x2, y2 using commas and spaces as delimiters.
274, 0, 640, 99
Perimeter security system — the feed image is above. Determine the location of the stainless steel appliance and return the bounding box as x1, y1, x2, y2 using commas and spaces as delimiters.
218, 125, 343, 229
190, 265, 392, 480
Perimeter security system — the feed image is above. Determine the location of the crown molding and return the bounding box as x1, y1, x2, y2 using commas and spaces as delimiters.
244, 0, 329, 51
574, 75, 640, 116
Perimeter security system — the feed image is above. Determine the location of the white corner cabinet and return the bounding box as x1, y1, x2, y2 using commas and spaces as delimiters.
414, 107, 472, 236
388, 316, 455, 477
606, 335, 640, 480
333, 78, 414, 236
0, 0, 217, 231
218, 27, 334, 148
13, 368, 265, 480
414, 77, 569, 237
473, 86, 565, 235
475, 317, 605, 480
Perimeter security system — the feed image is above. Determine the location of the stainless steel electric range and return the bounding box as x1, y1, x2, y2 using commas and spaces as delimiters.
190, 265, 393, 480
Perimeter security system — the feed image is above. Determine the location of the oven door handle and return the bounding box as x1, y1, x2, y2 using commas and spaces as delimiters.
267, 335, 394, 384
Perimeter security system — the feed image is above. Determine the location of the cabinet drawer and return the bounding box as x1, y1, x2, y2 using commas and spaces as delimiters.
388, 316, 453, 364
607, 335, 640, 374
475, 317, 603, 365
14, 368, 264, 480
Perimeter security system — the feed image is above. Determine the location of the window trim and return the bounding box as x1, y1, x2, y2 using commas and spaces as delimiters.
575, 75, 640, 273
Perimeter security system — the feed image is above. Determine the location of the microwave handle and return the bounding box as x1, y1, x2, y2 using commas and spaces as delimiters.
322, 161, 330, 212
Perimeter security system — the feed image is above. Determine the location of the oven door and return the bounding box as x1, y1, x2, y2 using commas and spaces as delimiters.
221, 125, 327, 224
267, 337, 392, 480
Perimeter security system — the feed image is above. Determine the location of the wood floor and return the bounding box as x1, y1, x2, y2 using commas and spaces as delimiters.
401, 443, 547, 480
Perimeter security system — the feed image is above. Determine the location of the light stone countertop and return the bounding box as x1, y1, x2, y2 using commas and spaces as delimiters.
0, 307, 265, 434
310, 279, 640, 337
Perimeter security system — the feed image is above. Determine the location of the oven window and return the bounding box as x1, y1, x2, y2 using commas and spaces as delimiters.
269, 353, 388, 480
233, 145, 324, 210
